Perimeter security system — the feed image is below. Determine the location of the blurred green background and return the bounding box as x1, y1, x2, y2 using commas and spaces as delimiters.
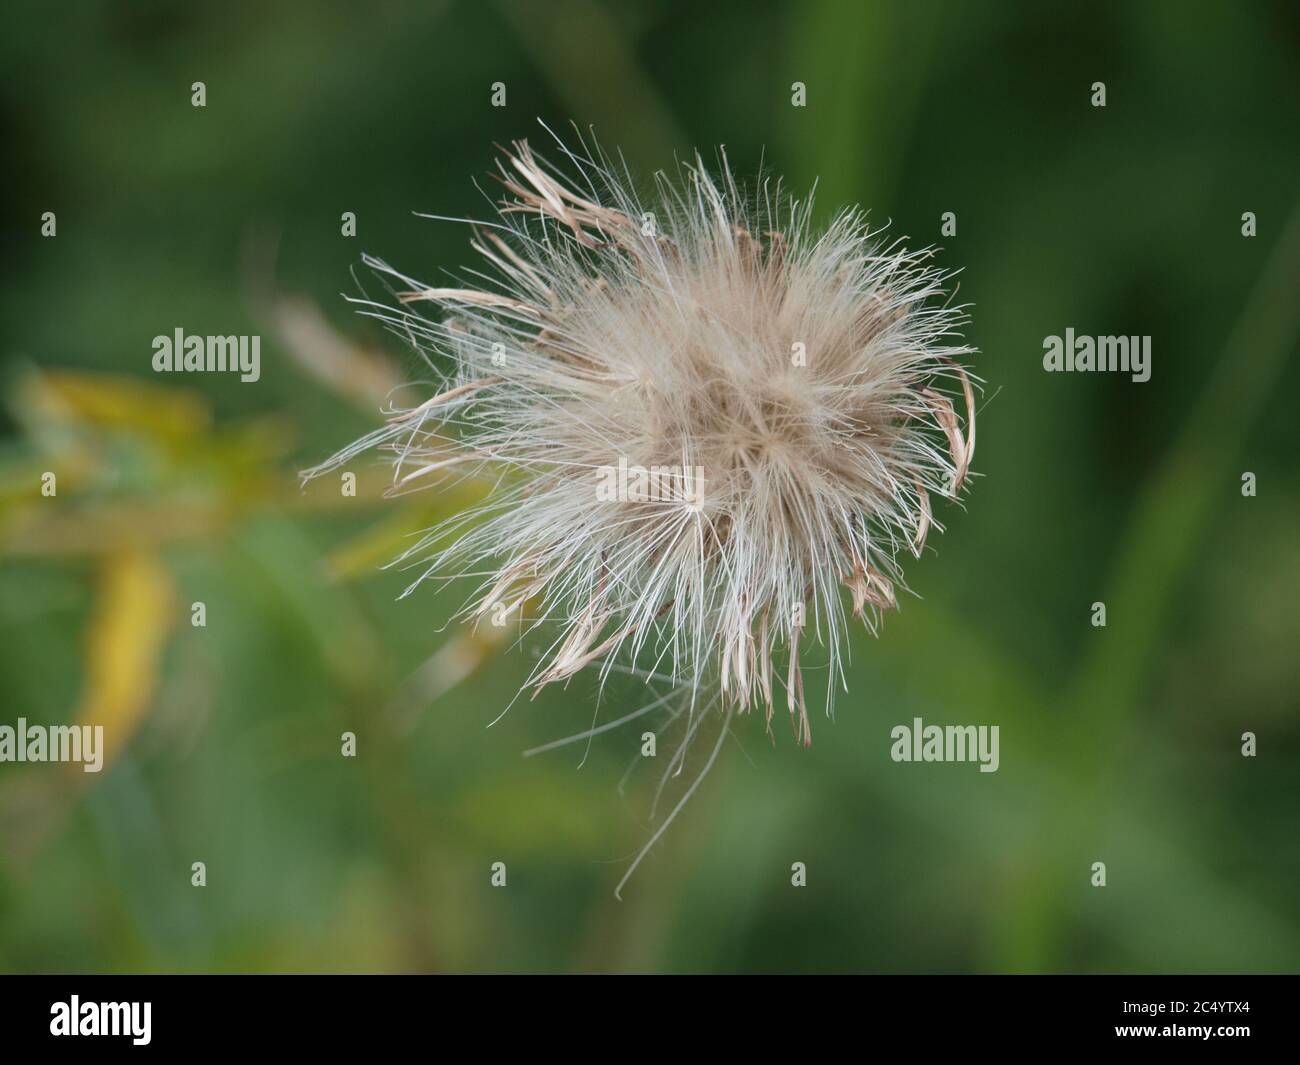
2, 0, 1297, 973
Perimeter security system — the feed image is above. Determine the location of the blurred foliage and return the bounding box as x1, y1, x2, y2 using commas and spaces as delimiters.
1, 0, 1298, 972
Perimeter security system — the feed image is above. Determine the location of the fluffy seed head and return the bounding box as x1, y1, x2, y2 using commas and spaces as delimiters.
307, 133, 977, 744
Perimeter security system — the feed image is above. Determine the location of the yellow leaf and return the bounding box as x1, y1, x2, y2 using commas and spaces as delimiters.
74, 550, 175, 770
22, 370, 211, 441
